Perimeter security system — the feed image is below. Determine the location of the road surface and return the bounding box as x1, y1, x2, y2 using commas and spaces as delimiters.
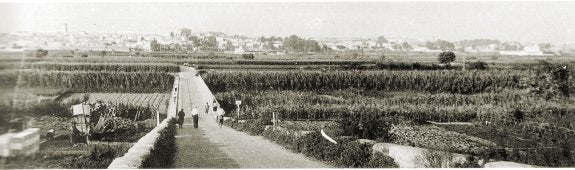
171, 66, 329, 168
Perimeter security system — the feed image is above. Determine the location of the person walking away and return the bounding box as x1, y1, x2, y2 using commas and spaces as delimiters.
177, 109, 185, 128
191, 106, 199, 128
205, 102, 209, 115
212, 99, 218, 113
218, 109, 224, 127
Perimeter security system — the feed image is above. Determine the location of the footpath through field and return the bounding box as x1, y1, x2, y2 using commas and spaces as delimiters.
171, 67, 329, 168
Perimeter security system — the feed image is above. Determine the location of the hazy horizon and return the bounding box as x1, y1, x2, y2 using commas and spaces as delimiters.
1, 2, 575, 44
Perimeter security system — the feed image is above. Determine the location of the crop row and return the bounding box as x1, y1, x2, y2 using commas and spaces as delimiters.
215, 89, 575, 128
6, 70, 174, 93
204, 70, 527, 94
63, 93, 170, 114
24, 62, 180, 72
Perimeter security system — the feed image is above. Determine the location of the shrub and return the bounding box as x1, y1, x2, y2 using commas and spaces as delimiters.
242, 53, 255, 60
337, 112, 394, 141
453, 156, 481, 168
291, 131, 375, 167
438, 51, 456, 66
468, 61, 488, 70
367, 152, 399, 168
417, 149, 454, 168
338, 141, 372, 168
512, 108, 524, 121
143, 118, 176, 168
36, 49, 48, 58
89, 143, 131, 161
28, 100, 71, 118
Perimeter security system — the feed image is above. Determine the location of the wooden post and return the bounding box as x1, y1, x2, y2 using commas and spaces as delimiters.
463, 55, 466, 71
272, 112, 276, 128
235, 100, 242, 118
156, 111, 160, 127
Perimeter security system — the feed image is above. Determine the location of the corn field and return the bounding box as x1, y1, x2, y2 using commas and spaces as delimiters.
62, 93, 170, 114
204, 70, 528, 94
215, 89, 575, 128
13, 70, 174, 93
25, 62, 180, 72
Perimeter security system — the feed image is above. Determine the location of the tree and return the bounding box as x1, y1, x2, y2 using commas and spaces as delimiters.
401, 42, 413, 51
201, 36, 218, 51
282, 35, 321, 53
438, 51, 456, 66
242, 53, 255, 59
322, 45, 333, 53
426, 40, 455, 51
377, 36, 388, 47
36, 49, 48, 58
528, 60, 572, 99
189, 36, 201, 46
150, 39, 160, 52
225, 40, 234, 51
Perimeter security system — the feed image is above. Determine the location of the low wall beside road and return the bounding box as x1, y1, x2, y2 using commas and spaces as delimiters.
108, 74, 179, 169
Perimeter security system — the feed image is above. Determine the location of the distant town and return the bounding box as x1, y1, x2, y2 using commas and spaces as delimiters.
2, 27, 575, 56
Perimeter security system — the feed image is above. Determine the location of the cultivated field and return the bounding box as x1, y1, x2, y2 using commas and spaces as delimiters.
1, 52, 575, 168
61, 93, 170, 114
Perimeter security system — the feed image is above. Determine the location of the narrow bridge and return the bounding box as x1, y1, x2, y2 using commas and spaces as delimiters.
171, 67, 329, 168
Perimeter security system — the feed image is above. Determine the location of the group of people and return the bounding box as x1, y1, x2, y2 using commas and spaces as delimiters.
177, 99, 225, 128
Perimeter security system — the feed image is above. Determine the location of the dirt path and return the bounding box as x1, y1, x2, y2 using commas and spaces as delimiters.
171, 67, 329, 168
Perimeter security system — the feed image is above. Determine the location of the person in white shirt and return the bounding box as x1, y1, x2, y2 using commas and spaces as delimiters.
191, 106, 199, 128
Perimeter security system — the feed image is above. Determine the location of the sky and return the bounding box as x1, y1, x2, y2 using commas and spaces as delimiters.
1, 2, 575, 44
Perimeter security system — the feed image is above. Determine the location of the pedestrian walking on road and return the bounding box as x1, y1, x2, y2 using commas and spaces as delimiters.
191, 106, 199, 128
205, 102, 209, 115
212, 99, 218, 112
217, 110, 224, 128
177, 109, 185, 128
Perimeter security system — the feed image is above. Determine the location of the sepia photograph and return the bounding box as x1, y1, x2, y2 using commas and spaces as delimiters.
0, 0, 574, 169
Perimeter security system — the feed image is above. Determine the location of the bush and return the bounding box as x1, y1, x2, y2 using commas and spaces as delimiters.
29, 100, 71, 118
291, 131, 375, 167
512, 108, 524, 121
417, 149, 454, 168
143, 118, 176, 168
337, 112, 394, 141
468, 61, 488, 70
453, 156, 481, 168
368, 152, 399, 168
262, 129, 296, 150
89, 143, 132, 161
438, 51, 456, 65
91, 117, 152, 142
242, 53, 255, 59
339, 141, 372, 168
36, 49, 48, 58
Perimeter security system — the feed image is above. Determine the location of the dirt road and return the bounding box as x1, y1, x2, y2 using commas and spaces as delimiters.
171, 67, 329, 168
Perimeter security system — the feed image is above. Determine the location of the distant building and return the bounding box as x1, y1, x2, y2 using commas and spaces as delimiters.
233, 47, 245, 54
412, 47, 442, 53
499, 45, 546, 56
180, 28, 191, 37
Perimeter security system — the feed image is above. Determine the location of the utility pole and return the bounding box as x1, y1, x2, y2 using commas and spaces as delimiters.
463, 55, 466, 71
11, 48, 26, 121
